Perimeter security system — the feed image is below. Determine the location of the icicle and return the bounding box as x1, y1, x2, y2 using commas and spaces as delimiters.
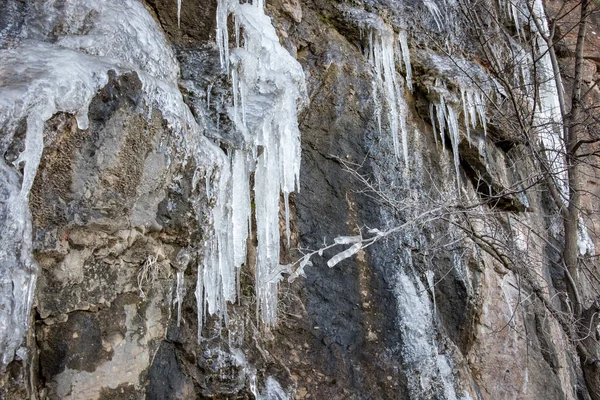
235, 14, 240, 48
446, 104, 461, 187
216, 0, 230, 71
436, 96, 447, 152
255, 134, 282, 325
461, 89, 471, 144
367, 24, 410, 166
175, 270, 185, 327
231, 150, 251, 267
430, 103, 439, 148
475, 91, 487, 137
199, 0, 306, 330
231, 64, 240, 123
284, 192, 291, 248
426, 270, 436, 317
399, 30, 413, 91
206, 82, 213, 109
466, 90, 477, 128
177, 0, 182, 27
195, 259, 205, 341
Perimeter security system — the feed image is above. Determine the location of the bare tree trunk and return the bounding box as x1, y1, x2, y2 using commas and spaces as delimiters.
564, 0, 589, 319
563, 1, 600, 398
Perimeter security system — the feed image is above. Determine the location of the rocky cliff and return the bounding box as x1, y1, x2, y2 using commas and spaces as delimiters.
1, 0, 599, 399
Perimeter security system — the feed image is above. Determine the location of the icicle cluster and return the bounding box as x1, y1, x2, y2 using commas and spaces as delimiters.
0, 0, 216, 364
367, 24, 413, 165
336, 6, 413, 165
429, 80, 487, 187
197, 0, 306, 332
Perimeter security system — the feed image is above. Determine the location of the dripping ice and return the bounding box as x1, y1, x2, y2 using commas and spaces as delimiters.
367, 22, 412, 166
339, 6, 413, 165
197, 0, 307, 330
429, 79, 487, 187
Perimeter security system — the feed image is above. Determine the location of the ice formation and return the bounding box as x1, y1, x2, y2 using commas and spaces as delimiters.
423, 0, 444, 31
399, 30, 413, 92
196, 0, 307, 330
0, 0, 220, 364
429, 80, 487, 187
338, 6, 413, 165
368, 25, 410, 165
0, 43, 113, 365
177, 0, 182, 27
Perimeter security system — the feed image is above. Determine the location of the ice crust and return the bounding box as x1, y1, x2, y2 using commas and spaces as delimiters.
394, 268, 459, 399
0, 0, 220, 364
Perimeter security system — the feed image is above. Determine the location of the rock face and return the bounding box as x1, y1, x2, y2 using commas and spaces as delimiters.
1, 0, 600, 399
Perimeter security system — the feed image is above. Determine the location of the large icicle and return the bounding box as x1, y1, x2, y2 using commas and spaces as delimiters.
398, 30, 413, 92
198, 0, 306, 330
368, 24, 410, 165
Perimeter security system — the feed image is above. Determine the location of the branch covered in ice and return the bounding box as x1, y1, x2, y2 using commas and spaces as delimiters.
287, 208, 443, 283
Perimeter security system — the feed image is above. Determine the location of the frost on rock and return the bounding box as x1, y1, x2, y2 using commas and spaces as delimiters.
249, 374, 289, 400
197, 0, 307, 330
0, 0, 216, 364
